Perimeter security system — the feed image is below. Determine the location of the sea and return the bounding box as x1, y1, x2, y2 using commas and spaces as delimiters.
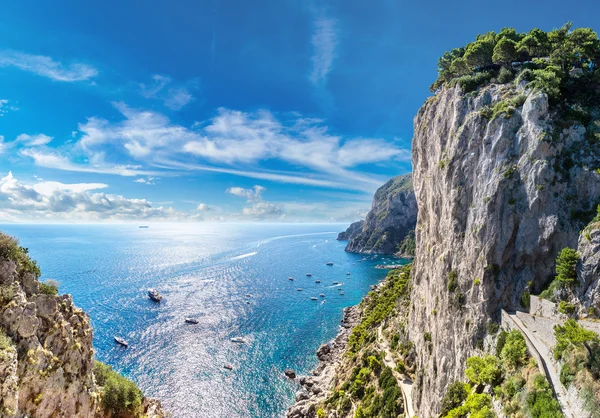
0, 223, 408, 418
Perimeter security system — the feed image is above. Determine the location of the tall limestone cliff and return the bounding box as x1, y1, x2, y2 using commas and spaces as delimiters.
408, 81, 600, 416
339, 174, 417, 255
0, 232, 165, 418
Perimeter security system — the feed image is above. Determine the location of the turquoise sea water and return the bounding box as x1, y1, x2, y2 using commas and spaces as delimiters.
0, 223, 406, 417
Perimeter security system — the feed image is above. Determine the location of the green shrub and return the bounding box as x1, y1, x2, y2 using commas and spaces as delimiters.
496, 330, 508, 356
447, 270, 458, 292
0, 286, 15, 306
500, 330, 528, 371
555, 247, 580, 287
424, 332, 432, 342
526, 374, 563, 418
558, 301, 576, 315
554, 319, 599, 360
474, 277, 481, 286
520, 290, 531, 309
465, 355, 502, 386
0, 328, 14, 351
0, 233, 41, 277
458, 72, 493, 93
94, 361, 143, 415
497, 66, 514, 83
39, 280, 59, 296
440, 381, 470, 417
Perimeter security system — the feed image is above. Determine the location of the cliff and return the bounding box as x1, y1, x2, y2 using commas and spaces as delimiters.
408, 81, 600, 416
339, 174, 417, 255
0, 232, 166, 418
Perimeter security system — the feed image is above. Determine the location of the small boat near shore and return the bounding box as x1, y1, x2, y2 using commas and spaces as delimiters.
148, 288, 163, 302
114, 336, 129, 347
231, 337, 246, 343
185, 318, 199, 324
311, 297, 318, 300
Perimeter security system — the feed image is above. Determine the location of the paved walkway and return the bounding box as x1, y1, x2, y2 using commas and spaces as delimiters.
503, 310, 577, 418
377, 325, 415, 418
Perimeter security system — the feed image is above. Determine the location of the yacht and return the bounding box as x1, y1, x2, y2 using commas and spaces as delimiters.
148, 288, 163, 302
319, 294, 325, 297
340, 291, 345, 295
114, 336, 129, 347
231, 337, 246, 343
185, 318, 199, 324
311, 297, 318, 300
224, 364, 233, 370
297, 288, 303, 291
332, 281, 339, 285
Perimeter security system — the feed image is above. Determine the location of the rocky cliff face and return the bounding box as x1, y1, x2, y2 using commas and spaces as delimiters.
341, 174, 417, 255
574, 220, 600, 314
336, 220, 364, 241
0, 234, 165, 418
408, 83, 600, 416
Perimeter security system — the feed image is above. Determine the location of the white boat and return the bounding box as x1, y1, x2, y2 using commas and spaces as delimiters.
185, 318, 199, 324
319, 294, 325, 297
311, 297, 318, 300
340, 292, 345, 295
148, 288, 163, 302
231, 337, 246, 343
114, 336, 129, 347
297, 288, 303, 291
346, 272, 351, 275
224, 364, 233, 370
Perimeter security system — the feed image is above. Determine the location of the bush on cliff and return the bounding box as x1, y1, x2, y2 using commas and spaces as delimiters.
94, 361, 143, 416
0, 232, 41, 277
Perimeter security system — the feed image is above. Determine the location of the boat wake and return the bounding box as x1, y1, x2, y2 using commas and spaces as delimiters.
230, 252, 258, 261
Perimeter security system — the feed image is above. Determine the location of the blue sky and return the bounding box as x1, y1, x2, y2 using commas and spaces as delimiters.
1, 0, 598, 222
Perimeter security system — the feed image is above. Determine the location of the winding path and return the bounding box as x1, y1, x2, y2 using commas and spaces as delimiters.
377, 324, 415, 418
502, 310, 577, 418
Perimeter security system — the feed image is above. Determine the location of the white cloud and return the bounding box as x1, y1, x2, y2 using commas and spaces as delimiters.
134, 177, 156, 185
196, 203, 214, 211
165, 88, 193, 110
309, 17, 337, 85
0, 136, 5, 154
139, 75, 193, 110
18, 103, 406, 192
16, 133, 53, 146
0, 50, 98, 82
0, 172, 186, 221
0, 99, 19, 116
226, 184, 283, 219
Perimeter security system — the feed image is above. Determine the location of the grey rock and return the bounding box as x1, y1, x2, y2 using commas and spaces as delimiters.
337, 220, 364, 241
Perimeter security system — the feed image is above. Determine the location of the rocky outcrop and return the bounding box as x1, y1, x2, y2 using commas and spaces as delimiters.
408, 83, 600, 416
575, 221, 600, 315
336, 220, 364, 241
0, 235, 165, 418
341, 174, 417, 254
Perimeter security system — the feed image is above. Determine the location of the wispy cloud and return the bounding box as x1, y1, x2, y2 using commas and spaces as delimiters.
309, 17, 338, 85
16, 103, 407, 192
0, 99, 19, 116
16, 133, 53, 146
0, 50, 98, 82
139, 74, 194, 110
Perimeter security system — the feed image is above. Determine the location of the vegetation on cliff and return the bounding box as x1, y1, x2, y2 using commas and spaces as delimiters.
441, 330, 563, 418
553, 320, 600, 416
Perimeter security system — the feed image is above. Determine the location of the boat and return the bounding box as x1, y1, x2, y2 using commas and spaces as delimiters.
297, 288, 303, 291
148, 288, 163, 302
288, 277, 294, 281
340, 291, 345, 295
311, 297, 318, 300
231, 337, 246, 343
332, 281, 339, 285
185, 318, 199, 324
139, 225, 149, 228
326, 262, 334, 266
245, 294, 252, 298
114, 336, 129, 347
306, 273, 312, 277
319, 294, 325, 297
315, 280, 321, 283
224, 364, 233, 370
346, 272, 351, 275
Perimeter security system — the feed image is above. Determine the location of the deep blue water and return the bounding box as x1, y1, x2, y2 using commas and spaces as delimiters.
0, 223, 406, 417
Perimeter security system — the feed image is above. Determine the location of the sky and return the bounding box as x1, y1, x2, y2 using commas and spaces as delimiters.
1, 0, 599, 223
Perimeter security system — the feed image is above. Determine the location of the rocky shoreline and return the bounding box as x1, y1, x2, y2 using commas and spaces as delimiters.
286, 305, 361, 418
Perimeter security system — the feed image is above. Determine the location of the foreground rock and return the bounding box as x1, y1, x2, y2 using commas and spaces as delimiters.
0, 233, 166, 417
339, 174, 417, 255
286, 306, 360, 418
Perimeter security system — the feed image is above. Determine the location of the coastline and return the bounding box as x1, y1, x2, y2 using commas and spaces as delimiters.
286, 304, 361, 418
